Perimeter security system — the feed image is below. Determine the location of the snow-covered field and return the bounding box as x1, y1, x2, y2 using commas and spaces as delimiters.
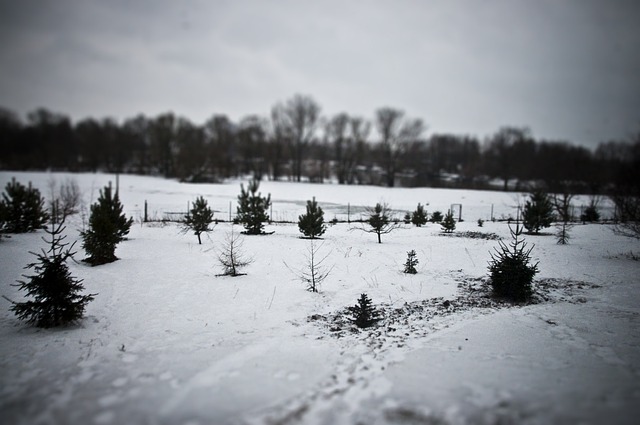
1, 171, 638, 425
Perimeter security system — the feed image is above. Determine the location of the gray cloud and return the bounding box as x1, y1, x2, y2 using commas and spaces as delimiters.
1, 0, 638, 148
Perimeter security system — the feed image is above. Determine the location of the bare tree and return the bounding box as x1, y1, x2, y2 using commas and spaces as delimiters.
273, 94, 321, 182
285, 240, 333, 293
217, 228, 252, 276
375, 107, 424, 187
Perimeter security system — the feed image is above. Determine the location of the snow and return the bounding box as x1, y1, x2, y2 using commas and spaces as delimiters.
0, 171, 638, 425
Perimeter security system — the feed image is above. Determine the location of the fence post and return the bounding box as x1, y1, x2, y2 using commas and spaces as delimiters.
144, 200, 148, 223
348, 203, 350, 224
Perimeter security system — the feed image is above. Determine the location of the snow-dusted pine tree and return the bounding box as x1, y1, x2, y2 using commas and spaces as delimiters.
298, 197, 326, 239
523, 190, 554, 234
184, 196, 214, 244
441, 210, 456, 233
1, 178, 49, 233
403, 250, 419, 274
217, 228, 252, 277
236, 179, 271, 235
411, 203, 428, 227
430, 210, 443, 223
81, 185, 133, 265
488, 221, 538, 302
8, 218, 95, 327
350, 293, 381, 328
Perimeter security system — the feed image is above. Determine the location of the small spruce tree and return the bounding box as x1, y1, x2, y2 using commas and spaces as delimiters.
7, 218, 95, 327
581, 198, 600, 223
441, 210, 456, 233
349, 293, 381, 328
488, 222, 539, 302
184, 196, 215, 244
81, 185, 133, 266
411, 203, 428, 227
298, 197, 326, 239
236, 179, 271, 235
430, 210, 444, 223
403, 250, 419, 274
217, 228, 252, 276
522, 190, 554, 234
1, 178, 49, 233
403, 212, 411, 224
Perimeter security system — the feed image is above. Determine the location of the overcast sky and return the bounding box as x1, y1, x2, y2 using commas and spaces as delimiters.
1, 0, 638, 149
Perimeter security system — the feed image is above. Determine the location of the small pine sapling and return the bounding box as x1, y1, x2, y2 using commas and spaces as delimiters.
552, 190, 574, 245
411, 203, 428, 227
430, 210, 443, 223
1, 178, 49, 233
6, 218, 95, 327
403, 250, 419, 274
580, 197, 600, 223
441, 210, 456, 233
236, 179, 271, 235
298, 197, 326, 239
81, 185, 133, 266
356, 202, 401, 243
184, 196, 215, 244
217, 228, 252, 276
350, 293, 381, 328
477, 218, 485, 227
523, 190, 554, 234
488, 221, 539, 302
285, 240, 333, 292
403, 212, 411, 224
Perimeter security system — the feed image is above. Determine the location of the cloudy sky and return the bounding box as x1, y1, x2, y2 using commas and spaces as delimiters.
1, 0, 638, 148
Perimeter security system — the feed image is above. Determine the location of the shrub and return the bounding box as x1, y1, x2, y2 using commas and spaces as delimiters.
184, 196, 214, 244
8, 218, 95, 327
81, 185, 133, 265
1, 178, 49, 233
349, 293, 381, 328
488, 222, 538, 302
411, 203, 428, 227
236, 179, 271, 235
430, 211, 443, 223
403, 250, 419, 274
298, 197, 326, 239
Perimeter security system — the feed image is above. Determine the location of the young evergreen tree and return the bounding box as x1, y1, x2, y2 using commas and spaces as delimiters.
552, 190, 574, 245
411, 203, 428, 227
81, 185, 133, 265
441, 210, 456, 233
236, 179, 271, 235
488, 222, 539, 302
184, 196, 214, 244
403, 249, 419, 274
359, 202, 401, 243
1, 178, 49, 233
217, 228, 252, 276
350, 293, 381, 328
522, 190, 554, 234
7, 218, 95, 327
430, 210, 444, 223
298, 197, 326, 239
581, 198, 600, 223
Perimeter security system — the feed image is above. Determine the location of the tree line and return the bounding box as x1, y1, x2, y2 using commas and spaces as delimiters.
1, 94, 638, 194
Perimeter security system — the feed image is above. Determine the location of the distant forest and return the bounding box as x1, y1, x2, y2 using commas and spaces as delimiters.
1, 94, 638, 195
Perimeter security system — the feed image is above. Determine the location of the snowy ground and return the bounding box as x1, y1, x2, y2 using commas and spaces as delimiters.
0, 171, 638, 425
